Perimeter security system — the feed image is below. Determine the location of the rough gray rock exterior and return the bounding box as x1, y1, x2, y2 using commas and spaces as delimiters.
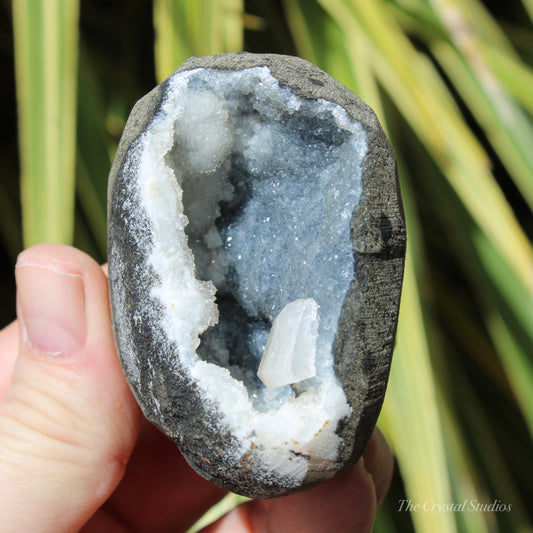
108, 52, 406, 498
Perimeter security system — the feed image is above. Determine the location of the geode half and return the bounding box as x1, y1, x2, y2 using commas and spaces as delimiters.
107, 52, 406, 499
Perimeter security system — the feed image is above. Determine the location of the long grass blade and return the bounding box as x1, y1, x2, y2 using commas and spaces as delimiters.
428, 0, 533, 212
521, 0, 533, 24
486, 299, 533, 440
380, 255, 457, 533
12, 0, 80, 246
486, 45, 533, 115
422, 131, 533, 448
186, 493, 248, 533
379, 177, 457, 533
153, 0, 244, 83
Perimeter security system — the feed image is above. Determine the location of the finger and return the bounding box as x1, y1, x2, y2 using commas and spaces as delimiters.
0, 244, 142, 533
88, 419, 226, 533
0, 321, 19, 399
256, 460, 376, 533
362, 427, 394, 508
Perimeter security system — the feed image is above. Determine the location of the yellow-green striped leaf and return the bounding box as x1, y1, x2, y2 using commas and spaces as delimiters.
13, 0, 80, 246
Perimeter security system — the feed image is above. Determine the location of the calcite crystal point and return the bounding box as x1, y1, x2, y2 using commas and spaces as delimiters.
108, 52, 406, 498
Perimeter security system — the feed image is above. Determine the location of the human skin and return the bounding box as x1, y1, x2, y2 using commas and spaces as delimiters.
0, 243, 393, 532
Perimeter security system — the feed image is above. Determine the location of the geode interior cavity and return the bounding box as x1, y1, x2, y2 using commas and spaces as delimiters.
108, 52, 406, 498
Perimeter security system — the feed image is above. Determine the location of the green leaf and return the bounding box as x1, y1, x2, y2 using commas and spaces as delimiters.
283, 0, 384, 121
12, 0, 80, 246
186, 493, 249, 532
379, 178, 457, 533
486, 44, 533, 115
523, 0, 533, 23
427, 1, 533, 212
153, 0, 244, 83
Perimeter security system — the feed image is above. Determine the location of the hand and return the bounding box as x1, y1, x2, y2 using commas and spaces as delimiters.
0, 244, 393, 532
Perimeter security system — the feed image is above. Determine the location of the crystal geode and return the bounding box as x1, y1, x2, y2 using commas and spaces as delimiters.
107, 52, 406, 498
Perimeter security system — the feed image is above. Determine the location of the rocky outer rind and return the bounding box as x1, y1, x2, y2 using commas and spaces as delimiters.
108, 52, 406, 498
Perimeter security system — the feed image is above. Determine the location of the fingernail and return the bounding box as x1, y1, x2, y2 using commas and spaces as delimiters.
16, 265, 87, 356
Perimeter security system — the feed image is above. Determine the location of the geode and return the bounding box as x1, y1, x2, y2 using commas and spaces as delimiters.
108, 52, 406, 499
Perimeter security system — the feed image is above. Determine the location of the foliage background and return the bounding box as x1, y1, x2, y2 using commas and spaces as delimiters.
1, 1, 533, 532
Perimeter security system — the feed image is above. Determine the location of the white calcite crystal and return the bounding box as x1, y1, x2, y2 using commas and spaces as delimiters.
257, 298, 319, 388
108, 53, 405, 499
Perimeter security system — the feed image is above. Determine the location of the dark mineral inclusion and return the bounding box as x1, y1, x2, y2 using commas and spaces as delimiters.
107, 52, 406, 499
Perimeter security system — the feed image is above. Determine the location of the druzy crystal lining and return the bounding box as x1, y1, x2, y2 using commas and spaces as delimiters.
128, 66, 368, 483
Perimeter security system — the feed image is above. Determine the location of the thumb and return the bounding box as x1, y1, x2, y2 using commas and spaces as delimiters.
0, 244, 141, 532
